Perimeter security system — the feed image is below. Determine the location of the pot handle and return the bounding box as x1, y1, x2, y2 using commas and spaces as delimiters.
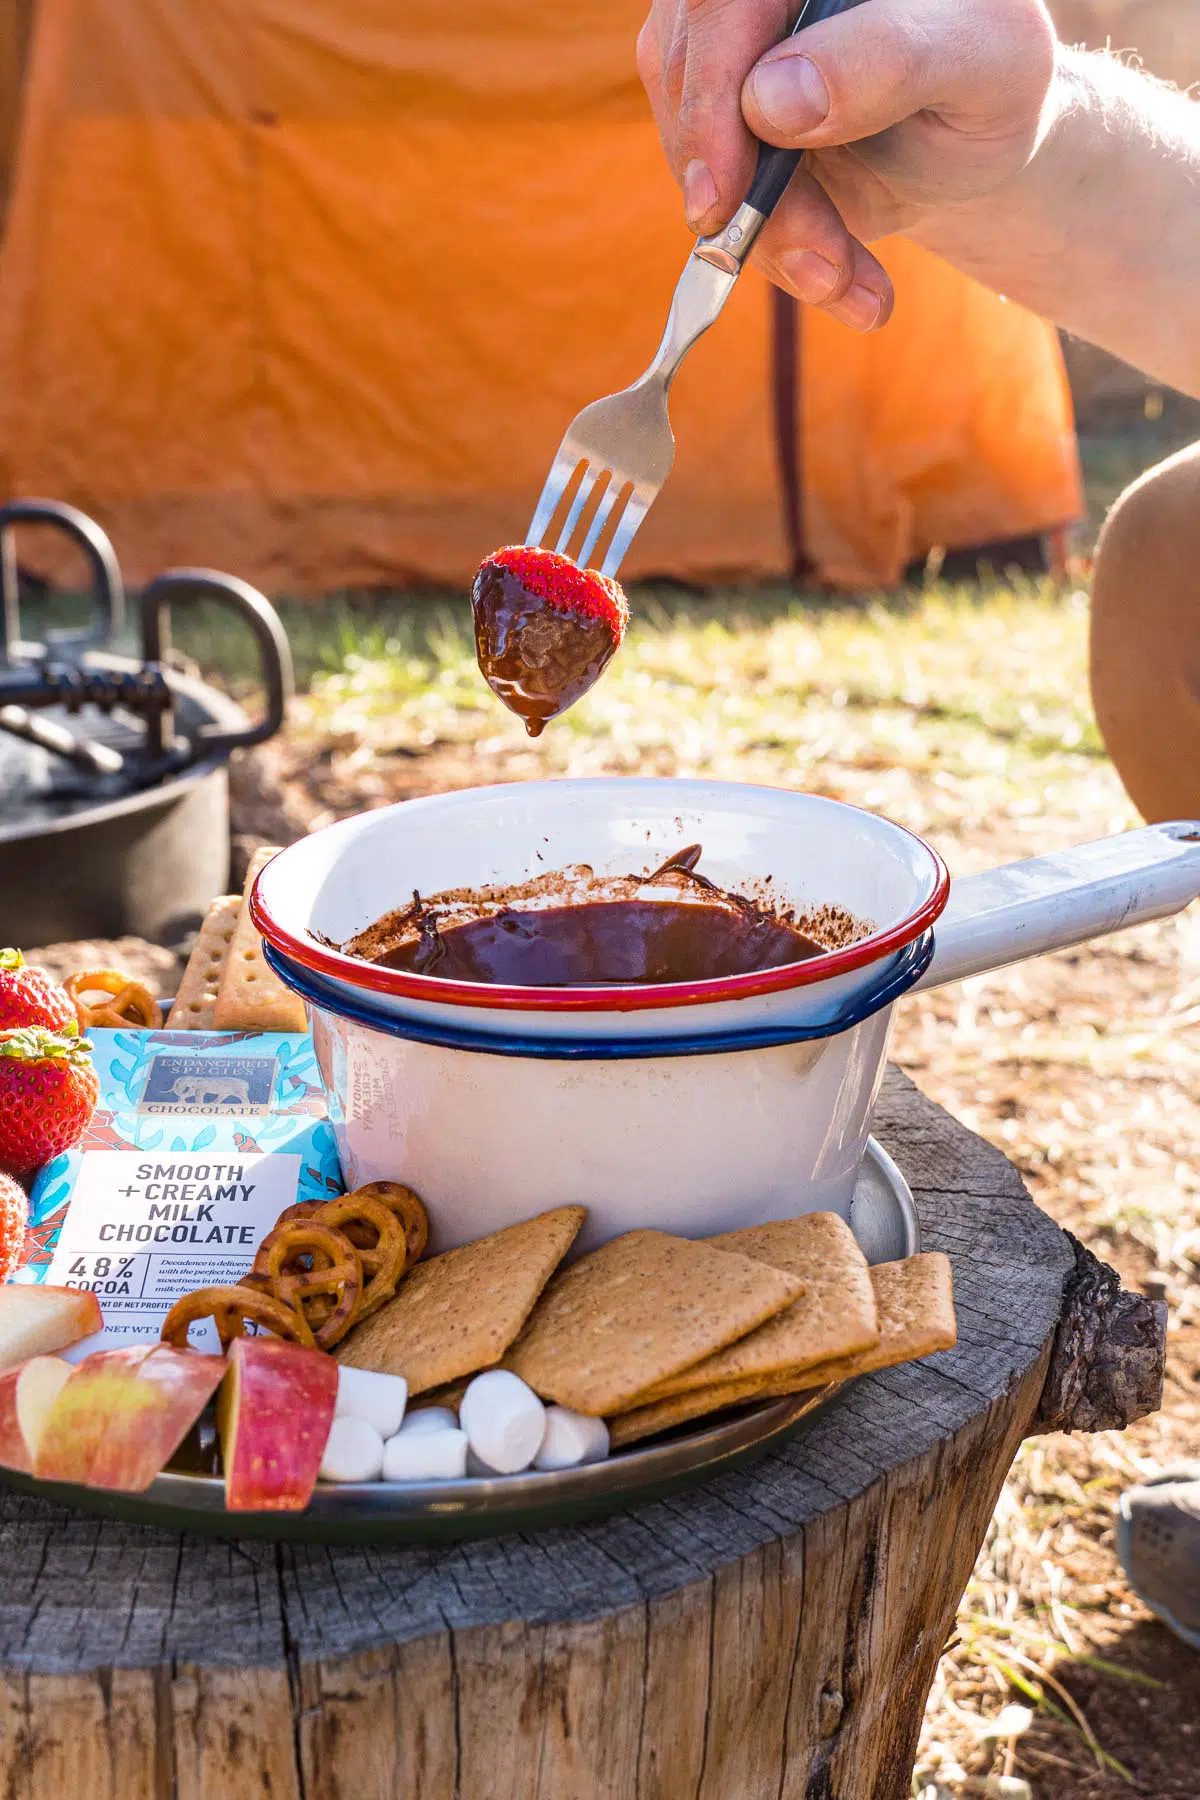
913, 821, 1200, 992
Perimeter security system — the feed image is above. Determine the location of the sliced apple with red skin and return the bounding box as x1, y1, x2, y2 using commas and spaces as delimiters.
0, 1284, 103, 1372
219, 1336, 338, 1512
0, 1366, 25, 1470
0, 1355, 74, 1471
35, 1343, 226, 1491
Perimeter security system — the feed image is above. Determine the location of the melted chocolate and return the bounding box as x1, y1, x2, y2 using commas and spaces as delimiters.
471, 562, 618, 737
376, 896, 821, 986
353, 848, 824, 987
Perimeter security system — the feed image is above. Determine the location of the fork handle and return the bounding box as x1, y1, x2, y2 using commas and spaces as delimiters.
696, 0, 866, 271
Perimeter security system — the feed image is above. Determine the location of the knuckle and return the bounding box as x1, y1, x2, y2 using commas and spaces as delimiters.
981, 0, 1058, 101
636, 22, 662, 92
664, 27, 689, 106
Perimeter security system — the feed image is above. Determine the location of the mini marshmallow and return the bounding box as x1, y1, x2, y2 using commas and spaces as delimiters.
459, 1369, 546, 1475
466, 1447, 501, 1478
533, 1407, 610, 1472
397, 1406, 459, 1436
319, 1415, 385, 1484
335, 1365, 408, 1439
382, 1428, 469, 1483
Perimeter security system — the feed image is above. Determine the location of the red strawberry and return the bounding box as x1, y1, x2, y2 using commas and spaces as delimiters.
0, 1027, 100, 1177
0, 949, 78, 1034
472, 546, 628, 737
0, 1172, 27, 1284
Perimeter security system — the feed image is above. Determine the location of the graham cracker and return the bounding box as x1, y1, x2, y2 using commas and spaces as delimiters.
609, 1251, 957, 1448
410, 1378, 468, 1415
609, 1376, 827, 1449
334, 1207, 585, 1393
786, 1252, 957, 1389
171, 896, 240, 1030
622, 1214, 878, 1408
212, 846, 308, 1034
504, 1230, 803, 1417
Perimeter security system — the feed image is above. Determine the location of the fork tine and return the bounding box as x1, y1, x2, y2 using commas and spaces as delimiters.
599, 491, 649, 579
526, 452, 582, 550
553, 464, 605, 559
576, 479, 631, 571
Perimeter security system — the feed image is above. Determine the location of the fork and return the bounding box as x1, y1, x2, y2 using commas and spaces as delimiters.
526, 0, 863, 579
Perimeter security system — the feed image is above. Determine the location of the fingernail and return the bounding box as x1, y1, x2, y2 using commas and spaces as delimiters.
839, 285, 885, 331
749, 55, 830, 135
683, 159, 718, 229
778, 249, 843, 306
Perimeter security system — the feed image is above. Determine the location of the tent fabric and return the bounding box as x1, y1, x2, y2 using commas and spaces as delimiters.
0, 0, 1082, 594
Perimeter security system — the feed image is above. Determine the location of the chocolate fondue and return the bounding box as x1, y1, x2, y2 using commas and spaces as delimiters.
343, 847, 827, 987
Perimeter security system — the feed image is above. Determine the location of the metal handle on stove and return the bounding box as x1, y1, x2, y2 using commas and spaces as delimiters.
140, 569, 294, 763
0, 500, 125, 664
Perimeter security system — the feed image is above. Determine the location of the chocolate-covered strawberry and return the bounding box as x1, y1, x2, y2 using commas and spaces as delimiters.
0, 1027, 99, 1176
0, 949, 78, 1034
472, 546, 628, 736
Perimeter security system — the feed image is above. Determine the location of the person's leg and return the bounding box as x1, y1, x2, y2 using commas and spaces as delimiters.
1090, 449, 1199, 1649
1090, 442, 1200, 823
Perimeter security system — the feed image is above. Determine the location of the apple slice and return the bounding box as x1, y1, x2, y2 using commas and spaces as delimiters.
0, 1355, 74, 1471
35, 1343, 226, 1491
0, 1284, 103, 1372
0, 1368, 24, 1470
219, 1337, 338, 1512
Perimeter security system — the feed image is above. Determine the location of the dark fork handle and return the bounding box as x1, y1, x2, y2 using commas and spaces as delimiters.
696, 0, 865, 271
746, 0, 866, 218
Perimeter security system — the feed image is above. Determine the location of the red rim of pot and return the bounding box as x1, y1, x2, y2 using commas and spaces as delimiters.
249, 826, 951, 1015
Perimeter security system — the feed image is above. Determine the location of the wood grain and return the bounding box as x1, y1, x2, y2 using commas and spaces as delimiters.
0, 1069, 1151, 1799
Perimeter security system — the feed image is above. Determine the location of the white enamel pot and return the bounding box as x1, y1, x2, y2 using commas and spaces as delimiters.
252, 781, 1200, 1254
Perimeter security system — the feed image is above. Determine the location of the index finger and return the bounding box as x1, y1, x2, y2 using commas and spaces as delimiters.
673, 0, 793, 233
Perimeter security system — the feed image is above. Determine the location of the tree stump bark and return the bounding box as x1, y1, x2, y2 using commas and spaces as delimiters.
0, 1069, 1163, 1800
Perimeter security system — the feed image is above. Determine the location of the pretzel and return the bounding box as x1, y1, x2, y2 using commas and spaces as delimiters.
65, 968, 164, 1031
275, 1200, 324, 1229
160, 1283, 313, 1351
315, 1194, 407, 1321
344, 1182, 429, 1264
249, 1221, 362, 1350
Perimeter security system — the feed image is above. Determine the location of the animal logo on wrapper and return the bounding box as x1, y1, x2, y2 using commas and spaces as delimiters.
141, 1063, 262, 1114
167, 1075, 250, 1109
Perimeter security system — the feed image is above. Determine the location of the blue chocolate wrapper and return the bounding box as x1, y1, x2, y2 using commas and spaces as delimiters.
21, 1029, 343, 1289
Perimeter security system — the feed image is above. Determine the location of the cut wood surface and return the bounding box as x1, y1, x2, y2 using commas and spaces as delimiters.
0, 1069, 1161, 1800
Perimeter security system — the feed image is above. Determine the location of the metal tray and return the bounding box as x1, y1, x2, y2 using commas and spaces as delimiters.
0, 1139, 918, 1543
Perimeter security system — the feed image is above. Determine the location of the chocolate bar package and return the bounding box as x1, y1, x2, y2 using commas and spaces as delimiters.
16, 1029, 343, 1353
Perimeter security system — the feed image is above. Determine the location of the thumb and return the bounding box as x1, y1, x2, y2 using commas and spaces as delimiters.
742, 0, 1055, 151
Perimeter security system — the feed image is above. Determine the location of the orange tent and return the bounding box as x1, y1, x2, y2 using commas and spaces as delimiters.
0, 0, 1081, 593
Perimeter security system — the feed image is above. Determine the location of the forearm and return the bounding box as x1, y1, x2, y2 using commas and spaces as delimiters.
913, 48, 1200, 397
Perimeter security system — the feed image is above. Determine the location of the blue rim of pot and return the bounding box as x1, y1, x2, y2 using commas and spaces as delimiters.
264, 931, 935, 1061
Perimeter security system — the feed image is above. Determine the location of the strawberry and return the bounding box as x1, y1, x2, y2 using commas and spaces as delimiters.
0, 1027, 100, 1177
0, 949, 78, 1034
472, 545, 628, 737
0, 1172, 27, 1285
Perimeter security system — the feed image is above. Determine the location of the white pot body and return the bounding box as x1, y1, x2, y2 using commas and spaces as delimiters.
311, 1001, 896, 1255
255, 778, 1200, 1254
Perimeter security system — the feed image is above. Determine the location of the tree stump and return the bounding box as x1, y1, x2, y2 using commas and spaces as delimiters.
0, 1069, 1164, 1800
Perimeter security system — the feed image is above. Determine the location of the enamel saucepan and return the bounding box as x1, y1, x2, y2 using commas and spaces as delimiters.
251, 781, 1200, 1254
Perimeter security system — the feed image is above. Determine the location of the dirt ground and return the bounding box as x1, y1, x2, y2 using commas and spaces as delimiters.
216, 573, 1198, 1799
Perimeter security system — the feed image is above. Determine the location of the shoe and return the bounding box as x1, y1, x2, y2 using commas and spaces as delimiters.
1115, 1465, 1200, 1650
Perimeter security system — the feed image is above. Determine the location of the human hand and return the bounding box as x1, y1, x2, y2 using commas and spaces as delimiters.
637, 0, 1059, 331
